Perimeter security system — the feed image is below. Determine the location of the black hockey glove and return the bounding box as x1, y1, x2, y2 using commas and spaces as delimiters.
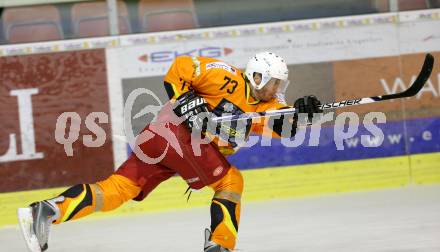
294, 95, 323, 125
173, 91, 211, 133
272, 110, 297, 138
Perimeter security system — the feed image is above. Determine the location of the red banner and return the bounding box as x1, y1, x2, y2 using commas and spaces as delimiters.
0, 50, 114, 192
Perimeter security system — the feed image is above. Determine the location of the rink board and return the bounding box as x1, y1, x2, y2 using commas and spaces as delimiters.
229, 116, 440, 169
0, 10, 439, 192
0, 151, 438, 228
0, 9, 440, 228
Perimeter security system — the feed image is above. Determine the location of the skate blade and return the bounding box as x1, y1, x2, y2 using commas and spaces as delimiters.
17, 208, 42, 252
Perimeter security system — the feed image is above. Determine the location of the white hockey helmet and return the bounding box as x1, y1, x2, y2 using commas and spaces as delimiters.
245, 51, 289, 90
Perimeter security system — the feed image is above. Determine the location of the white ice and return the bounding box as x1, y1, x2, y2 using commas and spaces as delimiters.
1, 185, 439, 251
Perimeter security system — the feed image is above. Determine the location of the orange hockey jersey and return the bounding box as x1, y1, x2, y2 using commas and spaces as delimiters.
164, 56, 290, 155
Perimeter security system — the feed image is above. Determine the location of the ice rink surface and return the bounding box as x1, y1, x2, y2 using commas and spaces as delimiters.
1, 185, 439, 252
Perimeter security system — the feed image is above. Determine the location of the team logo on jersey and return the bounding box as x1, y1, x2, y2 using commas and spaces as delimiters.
138, 47, 233, 63
212, 99, 252, 148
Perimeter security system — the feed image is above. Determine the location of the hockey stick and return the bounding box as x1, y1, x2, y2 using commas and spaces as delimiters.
212, 53, 435, 123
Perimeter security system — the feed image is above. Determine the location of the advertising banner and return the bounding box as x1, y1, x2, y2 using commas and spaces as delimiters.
228, 116, 440, 169
0, 50, 113, 192
1, 10, 440, 192
333, 52, 440, 119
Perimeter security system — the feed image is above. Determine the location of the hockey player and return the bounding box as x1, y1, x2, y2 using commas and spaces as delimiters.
17, 52, 322, 252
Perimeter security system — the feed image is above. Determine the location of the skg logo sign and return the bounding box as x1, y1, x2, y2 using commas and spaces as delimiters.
138, 47, 233, 63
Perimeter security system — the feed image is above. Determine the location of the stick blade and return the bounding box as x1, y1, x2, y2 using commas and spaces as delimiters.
403, 53, 435, 97
382, 53, 435, 100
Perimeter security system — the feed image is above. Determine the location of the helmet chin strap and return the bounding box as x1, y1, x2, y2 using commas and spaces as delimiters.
245, 80, 260, 105
242, 73, 260, 104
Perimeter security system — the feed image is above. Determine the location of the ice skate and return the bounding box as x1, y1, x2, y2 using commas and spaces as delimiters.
204, 228, 231, 252
17, 198, 62, 252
